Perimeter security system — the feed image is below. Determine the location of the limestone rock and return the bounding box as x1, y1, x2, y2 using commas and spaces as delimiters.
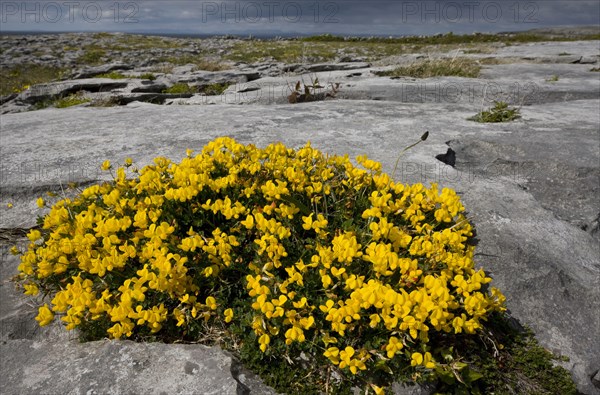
304, 62, 371, 72
15, 79, 129, 104
72, 62, 134, 79
0, 339, 277, 395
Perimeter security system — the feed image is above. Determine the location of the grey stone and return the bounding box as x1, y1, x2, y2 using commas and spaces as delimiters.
391, 382, 436, 395
72, 62, 134, 79
304, 62, 371, 72
0, 339, 276, 395
130, 80, 169, 93
14, 79, 129, 104
592, 370, 600, 389
1, 96, 598, 393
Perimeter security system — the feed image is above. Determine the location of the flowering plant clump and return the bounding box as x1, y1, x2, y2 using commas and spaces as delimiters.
15, 137, 507, 393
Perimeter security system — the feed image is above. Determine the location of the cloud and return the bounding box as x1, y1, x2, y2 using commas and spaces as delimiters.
0, 0, 598, 35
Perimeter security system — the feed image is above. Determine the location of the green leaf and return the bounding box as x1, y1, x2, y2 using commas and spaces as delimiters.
465, 369, 483, 383
341, 218, 354, 230
453, 361, 468, 370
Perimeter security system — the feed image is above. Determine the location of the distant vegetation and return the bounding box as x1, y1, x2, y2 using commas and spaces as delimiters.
300, 31, 600, 45
94, 71, 127, 79
3, 30, 598, 98
0, 64, 66, 96
375, 58, 481, 79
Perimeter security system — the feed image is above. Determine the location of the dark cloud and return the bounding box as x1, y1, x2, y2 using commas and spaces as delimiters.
0, 0, 598, 36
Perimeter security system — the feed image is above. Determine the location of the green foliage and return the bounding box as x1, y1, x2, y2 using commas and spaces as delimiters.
375, 58, 481, 79
92, 32, 113, 39
227, 41, 340, 63
431, 314, 577, 395
200, 83, 230, 96
76, 48, 106, 65
89, 96, 122, 107
546, 75, 559, 82
140, 73, 157, 81
95, 71, 127, 79
469, 101, 521, 123
162, 83, 197, 94
53, 93, 90, 108
0, 64, 66, 96
300, 32, 600, 45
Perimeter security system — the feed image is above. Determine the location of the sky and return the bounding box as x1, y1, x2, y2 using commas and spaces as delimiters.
0, 0, 599, 37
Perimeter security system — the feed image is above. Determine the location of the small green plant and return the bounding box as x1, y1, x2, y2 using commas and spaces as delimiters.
558, 52, 571, 56
287, 77, 340, 103
462, 48, 482, 54
546, 75, 559, 82
95, 71, 127, 79
140, 73, 157, 81
53, 93, 90, 108
76, 48, 106, 65
375, 58, 481, 79
162, 83, 197, 94
199, 83, 230, 96
90, 96, 122, 107
469, 101, 521, 123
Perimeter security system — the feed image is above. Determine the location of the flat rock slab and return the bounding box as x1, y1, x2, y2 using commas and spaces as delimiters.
1, 98, 598, 393
0, 339, 276, 395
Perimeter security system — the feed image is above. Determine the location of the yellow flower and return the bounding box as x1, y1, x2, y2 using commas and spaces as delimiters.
411, 352, 435, 369
35, 304, 54, 326
6, 202, 13, 208
125, 157, 133, 166
224, 308, 234, 323
24, 283, 39, 295
411, 352, 423, 366
101, 160, 112, 171
385, 336, 403, 358
241, 215, 254, 229
258, 334, 270, 352
205, 296, 217, 310
339, 346, 355, 368
36, 197, 45, 208
323, 347, 340, 364
27, 229, 42, 242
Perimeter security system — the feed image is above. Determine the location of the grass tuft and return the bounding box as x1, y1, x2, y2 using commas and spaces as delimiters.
163, 83, 197, 94
94, 71, 127, 79
54, 93, 90, 108
469, 101, 521, 123
376, 58, 481, 79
